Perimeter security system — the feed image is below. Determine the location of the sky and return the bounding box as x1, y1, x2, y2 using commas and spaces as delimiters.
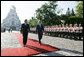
1, 1, 78, 23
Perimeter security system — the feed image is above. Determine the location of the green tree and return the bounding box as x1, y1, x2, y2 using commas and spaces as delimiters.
64, 16, 83, 26
36, 1, 62, 26
28, 18, 39, 27
75, 1, 83, 17
60, 14, 69, 25
71, 8, 75, 16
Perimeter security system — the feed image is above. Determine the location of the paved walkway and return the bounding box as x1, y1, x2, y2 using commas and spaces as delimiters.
29, 32, 83, 56
1, 31, 21, 49
1, 31, 83, 56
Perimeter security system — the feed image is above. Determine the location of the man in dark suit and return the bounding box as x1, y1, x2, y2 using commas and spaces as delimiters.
36, 20, 44, 45
21, 19, 30, 47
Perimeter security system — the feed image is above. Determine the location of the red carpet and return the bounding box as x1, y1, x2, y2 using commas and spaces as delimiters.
1, 33, 59, 56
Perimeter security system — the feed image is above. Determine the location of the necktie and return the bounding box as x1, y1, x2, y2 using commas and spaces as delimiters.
39, 24, 41, 28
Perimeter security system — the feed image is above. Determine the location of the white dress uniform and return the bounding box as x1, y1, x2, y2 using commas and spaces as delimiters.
69, 27, 74, 33
65, 27, 69, 32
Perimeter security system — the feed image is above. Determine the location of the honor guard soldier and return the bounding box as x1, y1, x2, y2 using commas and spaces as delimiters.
58, 25, 62, 37
78, 24, 83, 40
61, 24, 65, 37
73, 24, 79, 40
69, 24, 74, 39
65, 24, 69, 38
55, 25, 58, 37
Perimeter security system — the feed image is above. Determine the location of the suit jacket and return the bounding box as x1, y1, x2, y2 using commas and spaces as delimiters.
36, 24, 44, 35
21, 23, 30, 34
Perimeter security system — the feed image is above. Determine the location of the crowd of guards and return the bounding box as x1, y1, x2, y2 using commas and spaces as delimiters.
30, 24, 83, 40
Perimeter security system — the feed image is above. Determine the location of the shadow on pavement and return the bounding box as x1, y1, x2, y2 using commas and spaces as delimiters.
26, 45, 51, 53
26, 45, 64, 56
59, 48, 83, 55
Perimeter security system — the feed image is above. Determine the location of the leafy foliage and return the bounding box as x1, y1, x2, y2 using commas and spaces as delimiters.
75, 1, 83, 17
28, 18, 39, 27
36, 1, 62, 26
65, 16, 83, 26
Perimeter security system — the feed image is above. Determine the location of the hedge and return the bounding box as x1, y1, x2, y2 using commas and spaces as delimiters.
65, 16, 83, 26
